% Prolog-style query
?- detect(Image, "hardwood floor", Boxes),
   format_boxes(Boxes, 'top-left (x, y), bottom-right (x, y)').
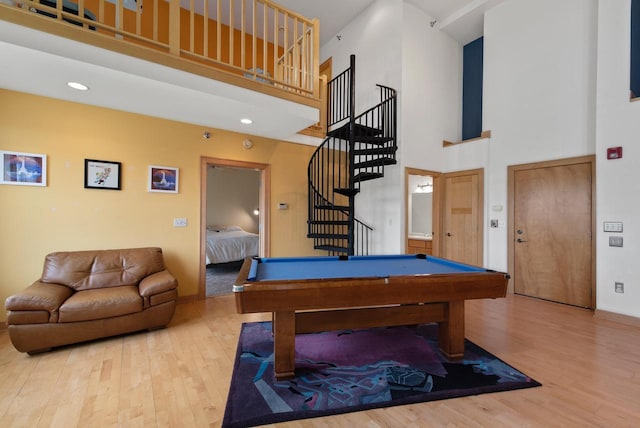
top-left (1, 293), bottom-right (639, 427)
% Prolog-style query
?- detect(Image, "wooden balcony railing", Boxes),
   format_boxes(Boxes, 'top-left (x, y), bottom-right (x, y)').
top-left (1, 0), bottom-right (320, 100)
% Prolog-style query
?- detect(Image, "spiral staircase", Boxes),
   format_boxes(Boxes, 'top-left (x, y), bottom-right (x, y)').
top-left (307, 55), bottom-right (398, 255)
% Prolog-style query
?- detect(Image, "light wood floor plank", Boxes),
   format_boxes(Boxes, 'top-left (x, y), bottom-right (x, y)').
top-left (1, 293), bottom-right (640, 427)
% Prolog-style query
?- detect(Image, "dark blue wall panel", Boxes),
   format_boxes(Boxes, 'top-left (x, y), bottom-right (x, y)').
top-left (631, 0), bottom-right (640, 97)
top-left (462, 37), bottom-right (484, 141)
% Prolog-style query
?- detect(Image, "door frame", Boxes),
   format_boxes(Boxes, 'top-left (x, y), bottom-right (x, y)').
top-left (441, 168), bottom-right (484, 265)
top-left (507, 155), bottom-right (595, 306)
top-left (404, 167), bottom-right (441, 256)
top-left (199, 156), bottom-right (271, 300)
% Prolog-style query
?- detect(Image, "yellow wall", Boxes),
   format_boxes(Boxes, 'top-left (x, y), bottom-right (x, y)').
top-left (0, 89), bottom-right (319, 323)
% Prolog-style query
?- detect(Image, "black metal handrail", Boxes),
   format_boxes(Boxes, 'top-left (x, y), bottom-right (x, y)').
top-left (327, 55), bottom-right (356, 130)
top-left (354, 219), bottom-right (373, 255)
top-left (350, 85), bottom-right (397, 192)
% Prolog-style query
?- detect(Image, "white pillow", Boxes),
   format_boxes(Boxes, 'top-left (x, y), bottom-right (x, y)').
top-left (226, 225), bottom-right (242, 231)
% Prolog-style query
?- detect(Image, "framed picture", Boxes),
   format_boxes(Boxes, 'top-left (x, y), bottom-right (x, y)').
top-left (0, 151), bottom-right (47, 186)
top-left (148, 165), bottom-right (179, 193)
top-left (84, 159), bottom-right (121, 190)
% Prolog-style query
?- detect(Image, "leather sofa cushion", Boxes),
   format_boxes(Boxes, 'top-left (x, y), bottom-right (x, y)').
top-left (5, 281), bottom-right (73, 322)
top-left (41, 247), bottom-right (165, 291)
top-left (139, 270), bottom-right (178, 297)
top-left (58, 286), bottom-right (142, 323)
top-left (7, 310), bottom-right (50, 325)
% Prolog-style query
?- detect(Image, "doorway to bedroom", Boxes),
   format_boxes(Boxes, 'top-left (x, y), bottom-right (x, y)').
top-left (199, 157), bottom-right (270, 299)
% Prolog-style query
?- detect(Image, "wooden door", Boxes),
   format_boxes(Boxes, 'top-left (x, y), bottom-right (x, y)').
top-left (512, 160), bottom-right (593, 307)
top-left (442, 169), bottom-right (483, 266)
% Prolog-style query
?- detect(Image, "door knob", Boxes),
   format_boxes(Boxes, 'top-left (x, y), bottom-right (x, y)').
top-left (446, 232), bottom-right (453, 237)
top-left (517, 238), bottom-right (527, 243)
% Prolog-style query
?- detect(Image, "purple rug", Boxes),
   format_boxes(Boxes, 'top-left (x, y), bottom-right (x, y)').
top-left (222, 322), bottom-right (540, 427)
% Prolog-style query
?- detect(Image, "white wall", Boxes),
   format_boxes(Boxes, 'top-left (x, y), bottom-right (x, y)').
top-left (206, 166), bottom-right (261, 233)
top-left (596, 1), bottom-right (640, 317)
top-left (316, 0), bottom-right (640, 318)
top-left (431, 0), bottom-right (640, 318)
top-left (321, 0), bottom-right (404, 254)
top-left (321, 0), bottom-right (403, 115)
top-left (401, 2), bottom-right (462, 165)
top-left (399, 2), bottom-right (464, 251)
top-left (470, 0), bottom-right (598, 271)
top-left (320, 0), bottom-right (462, 254)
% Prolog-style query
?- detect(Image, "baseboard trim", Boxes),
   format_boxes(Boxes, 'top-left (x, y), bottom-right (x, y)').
top-left (594, 309), bottom-right (640, 328)
top-left (177, 294), bottom-right (198, 304)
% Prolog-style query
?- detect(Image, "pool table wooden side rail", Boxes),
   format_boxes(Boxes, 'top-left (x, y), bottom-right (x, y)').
top-left (234, 270), bottom-right (508, 314)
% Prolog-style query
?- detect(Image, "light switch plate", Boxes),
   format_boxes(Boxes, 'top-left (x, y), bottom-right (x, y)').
top-left (173, 218), bottom-right (187, 227)
top-left (603, 221), bottom-right (623, 233)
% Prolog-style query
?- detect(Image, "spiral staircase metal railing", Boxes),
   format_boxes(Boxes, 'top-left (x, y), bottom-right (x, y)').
top-left (308, 55), bottom-right (397, 255)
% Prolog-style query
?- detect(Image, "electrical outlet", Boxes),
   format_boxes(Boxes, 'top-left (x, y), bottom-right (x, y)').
top-left (173, 218), bottom-right (187, 227)
top-left (615, 282), bottom-right (624, 293)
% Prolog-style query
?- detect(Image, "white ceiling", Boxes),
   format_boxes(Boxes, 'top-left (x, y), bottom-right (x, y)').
top-left (275, 0), bottom-right (378, 46)
top-left (0, 1), bottom-right (498, 142)
top-left (411, 0), bottom-right (507, 45)
top-left (283, 0), bottom-right (501, 46)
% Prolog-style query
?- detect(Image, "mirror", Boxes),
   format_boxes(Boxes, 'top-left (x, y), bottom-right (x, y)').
top-left (411, 193), bottom-right (432, 235)
top-left (408, 174), bottom-right (433, 237)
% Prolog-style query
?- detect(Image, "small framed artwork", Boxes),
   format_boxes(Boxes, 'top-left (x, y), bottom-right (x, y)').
top-left (0, 150), bottom-right (47, 186)
top-left (148, 165), bottom-right (179, 193)
top-left (84, 159), bottom-right (121, 190)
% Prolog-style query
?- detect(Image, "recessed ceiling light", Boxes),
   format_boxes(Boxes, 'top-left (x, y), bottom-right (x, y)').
top-left (67, 81), bottom-right (89, 91)
top-left (240, 118), bottom-right (253, 124)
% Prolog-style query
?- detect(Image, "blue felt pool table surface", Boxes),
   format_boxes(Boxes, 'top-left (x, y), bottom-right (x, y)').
top-left (248, 254), bottom-right (487, 282)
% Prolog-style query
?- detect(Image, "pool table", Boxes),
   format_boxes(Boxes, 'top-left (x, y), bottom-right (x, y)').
top-left (233, 254), bottom-right (509, 380)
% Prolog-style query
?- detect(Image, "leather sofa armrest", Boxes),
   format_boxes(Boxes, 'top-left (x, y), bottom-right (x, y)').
top-left (5, 280), bottom-right (74, 323)
top-left (139, 270), bottom-right (178, 298)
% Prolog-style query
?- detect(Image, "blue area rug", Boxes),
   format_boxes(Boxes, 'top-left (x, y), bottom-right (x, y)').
top-left (223, 322), bottom-right (540, 427)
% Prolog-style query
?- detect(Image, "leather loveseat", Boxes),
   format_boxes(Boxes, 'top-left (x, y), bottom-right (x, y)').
top-left (5, 247), bottom-right (178, 354)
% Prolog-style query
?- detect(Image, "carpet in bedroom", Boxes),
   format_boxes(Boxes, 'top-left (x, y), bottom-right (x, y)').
top-left (206, 260), bottom-right (244, 296)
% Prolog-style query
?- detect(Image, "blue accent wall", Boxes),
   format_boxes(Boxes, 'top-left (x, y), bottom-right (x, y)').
top-left (462, 37), bottom-right (484, 140)
top-left (631, 0), bottom-right (640, 97)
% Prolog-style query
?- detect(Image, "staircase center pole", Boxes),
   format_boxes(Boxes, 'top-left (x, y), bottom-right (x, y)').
top-left (347, 54), bottom-right (356, 256)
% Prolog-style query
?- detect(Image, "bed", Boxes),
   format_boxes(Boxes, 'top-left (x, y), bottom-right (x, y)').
top-left (205, 225), bottom-right (259, 264)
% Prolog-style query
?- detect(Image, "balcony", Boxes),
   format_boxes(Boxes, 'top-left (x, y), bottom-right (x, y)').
top-left (0, 0), bottom-right (323, 139)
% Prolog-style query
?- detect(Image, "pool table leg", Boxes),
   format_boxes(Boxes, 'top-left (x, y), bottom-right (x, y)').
top-left (273, 311), bottom-right (296, 380)
top-left (438, 300), bottom-right (465, 360)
